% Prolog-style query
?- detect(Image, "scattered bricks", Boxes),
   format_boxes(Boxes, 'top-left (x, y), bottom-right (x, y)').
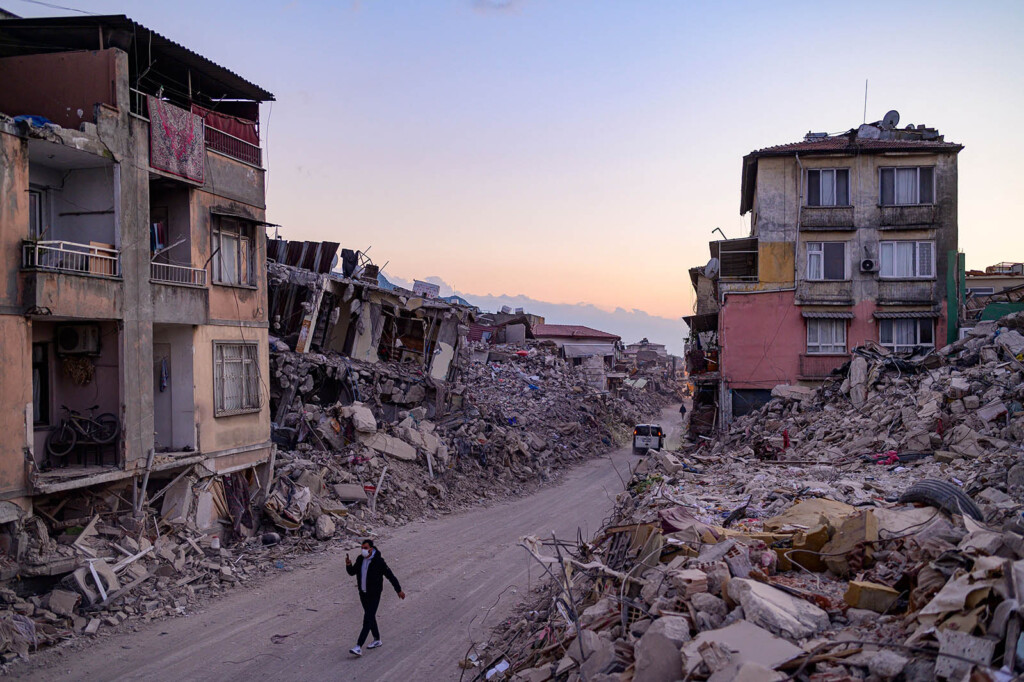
top-left (963, 395), bottom-right (980, 410)
top-left (644, 614), bottom-right (692, 647)
top-left (669, 569), bottom-right (708, 597)
top-left (843, 580), bottom-right (900, 614)
top-left (84, 618), bottom-right (101, 635)
top-left (977, 401), bottom-right (1008, 423)
top-left (948, 376), bottom-right (970, 399)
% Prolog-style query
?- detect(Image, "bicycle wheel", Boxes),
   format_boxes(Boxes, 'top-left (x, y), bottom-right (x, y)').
top-left (91, 413), bottom-right (121, 444)
top-left (46, 423), bottom-right (77, 457)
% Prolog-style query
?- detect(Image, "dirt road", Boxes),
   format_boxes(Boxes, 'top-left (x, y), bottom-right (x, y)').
top-left (20, 406), bottom-right (683, 682)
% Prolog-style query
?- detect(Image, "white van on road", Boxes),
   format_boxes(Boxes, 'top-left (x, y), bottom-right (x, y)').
top-left (632, 424), bottom-right (665, 454)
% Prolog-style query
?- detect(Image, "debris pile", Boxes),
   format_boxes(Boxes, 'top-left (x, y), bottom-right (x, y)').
top-left (268, 341), bottom-right (672, 528)
top-left (469, 312), bottom-right (1024, 681)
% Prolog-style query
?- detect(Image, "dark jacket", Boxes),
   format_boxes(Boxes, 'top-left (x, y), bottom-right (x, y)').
top-left (346, 551), bottom-right (402, 597)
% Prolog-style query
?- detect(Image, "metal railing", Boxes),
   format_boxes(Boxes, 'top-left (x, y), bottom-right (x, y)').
top-left (129, 88), bottom-right (149, 119)
top-left (23, 240), bottom-right (120, 277)
top-left (151, 262), bottom-right (207, 287)
top-left (205, 126), bottom-right (262, 167)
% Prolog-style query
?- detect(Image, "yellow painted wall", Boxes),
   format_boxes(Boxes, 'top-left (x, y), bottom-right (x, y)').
top-left (192, 324), bottom-right (271, 455)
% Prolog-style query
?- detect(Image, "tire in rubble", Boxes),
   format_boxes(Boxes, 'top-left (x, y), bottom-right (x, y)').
top-left (898, 479), bottom-right (984, 521)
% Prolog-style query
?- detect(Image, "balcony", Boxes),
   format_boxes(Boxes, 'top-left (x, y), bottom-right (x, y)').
top-left (205, 126), bottom-right (262, 167)
top-left (877, 280), bottom-right (937, 304)
top-left (879, 205), bottom-right (938, 229)
top-left (151, 262), bottom-right (207, 288)
top-left (796, 280), bottom-right (853, 305)
top-left (23, 240), bottom-right (120, 278)
top-left (801, 206), bottom-right (855, 231)
top-left (799, 353), bottom-right (849, 380)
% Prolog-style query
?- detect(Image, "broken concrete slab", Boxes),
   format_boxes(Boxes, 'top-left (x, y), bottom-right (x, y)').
top-left (633, 630), bottom-right (681, 682)
top-left (843, 580), bottom-right (900, 614)
top-left (727, 578), bottom-right (830, 639)
top-left (359, 432), bottom-right (418, 461)
top-left (682, 621), bottom-right (803, 675)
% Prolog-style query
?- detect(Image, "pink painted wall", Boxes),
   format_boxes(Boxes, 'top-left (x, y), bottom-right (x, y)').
top-left (721, 292), bottom-right (947, 391)
top-left (720, 290), bottom-right (803, 389)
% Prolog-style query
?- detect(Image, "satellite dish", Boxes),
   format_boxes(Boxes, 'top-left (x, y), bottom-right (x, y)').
top-left (704, 258), bottom-right (720, 279)
top-left (882, 110), bottom-right (900, 129)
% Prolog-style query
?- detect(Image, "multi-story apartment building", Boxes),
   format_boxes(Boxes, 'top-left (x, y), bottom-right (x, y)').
top-left (0, 14), bottom-right (274, 517)
top-left (685, 113), bottom-right (962, 431)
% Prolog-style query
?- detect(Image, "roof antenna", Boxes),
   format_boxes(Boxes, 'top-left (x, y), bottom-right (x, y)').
top-left (712, 227), bottom-right (727, 240)
top-left (863, 79), bottom-right (868, 124)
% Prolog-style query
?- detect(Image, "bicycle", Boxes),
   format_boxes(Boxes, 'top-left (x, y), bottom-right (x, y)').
top-left (45, 405), bottom-right (121, 458)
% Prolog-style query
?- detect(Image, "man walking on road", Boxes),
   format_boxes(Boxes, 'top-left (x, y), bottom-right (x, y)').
top-left (346, 539), bottom-right (405, 657)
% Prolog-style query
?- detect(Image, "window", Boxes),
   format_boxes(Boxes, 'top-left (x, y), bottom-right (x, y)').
top-left (967, 287), bottom-right (995, 296)
top-left (32, 343), bottom-right (50, 425)
top-left (880, 167), bottom-right (934, 205)
top-left (807, 169), bottom-right (850, 206)
top-left (879, 241), bottom-right (934, 278)
top-left (807, 319), bottom-right (847, 354)
top-left (880, 318), bottom-right (934, 352)
top-left (213, 218), bottom-right (255, 286)
top-left (807, 242), bottom-right (846, 281)
top-left (29, 188), bottom-right (44, 239)
top-left (214, 342), bottom-right (260, 415)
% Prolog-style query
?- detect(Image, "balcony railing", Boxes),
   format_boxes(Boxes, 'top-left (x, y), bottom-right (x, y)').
top-left (879, 205), bottom-right (938, 228)
top-left (205, 126), bottom-right (262, 167)
top-left (799, 353), bottom-right (849, 379)
top-left (801, 206), bottom-right (855, 230)
top-left (796, 280), bottom-right (854, 304)
top-left (23, 240), bottom-right (120, 278)
top-left (151, 262), bottom-right (207, 287)
top-left (877, 279), bottom-right (937, 304)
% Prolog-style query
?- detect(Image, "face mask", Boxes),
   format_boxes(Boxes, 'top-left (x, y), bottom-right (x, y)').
top-left (361, 549), bottom-right (370, 558)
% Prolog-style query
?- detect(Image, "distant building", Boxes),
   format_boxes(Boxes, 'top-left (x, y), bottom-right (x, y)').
top-left (413, 279), bottom-right (440, 299)
top-left (964, 262), bottom-right (1024, 324)
top-left (685, 112), bottom-right (963, 433)
top-left (531, 324), bottom-right (621, 347)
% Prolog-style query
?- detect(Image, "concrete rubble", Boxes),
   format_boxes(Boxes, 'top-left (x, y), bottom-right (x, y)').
top-left (0, 251), bottom-right (677, 667)
top-left (467, 311), bottom-right (1024, 681)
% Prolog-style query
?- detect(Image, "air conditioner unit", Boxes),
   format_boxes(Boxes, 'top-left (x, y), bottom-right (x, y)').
top-left (56, 324), bottom-right (101, 355)
top-left (860, 258), bottom-right (878, 273)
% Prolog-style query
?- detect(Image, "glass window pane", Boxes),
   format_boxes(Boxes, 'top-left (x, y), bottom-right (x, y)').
top-left (880, 242), bottom-right (894, 277)
top-left (820, 170), bottom-right (835, 206)
top-left (895, 242), bottom-right (914, 277)
top-left (836, 169), bottom-right (849, 205)
top-left (823, 243), bottom-right (845, 280)
top-left (808, 170), bottom-right (821, 206)
top-left (917, 242), bottom-right (933, 277)
top-left (919, 167), bottom-right (934, 204)
top-left (220, 234), bottom-right (239, 284)
top-left (880, 169), bottom-right (894, 205)
top-left (895, 168), bottom-right (917, 204)
top-left (807, 321), bottom-right (819, 345)
top-left (880, 320), bottom-right (892, 345)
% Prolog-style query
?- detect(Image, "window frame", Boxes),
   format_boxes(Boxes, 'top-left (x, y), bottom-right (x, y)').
top-left (806, 168), bottom-right (851, 207)
top-left (879, 240), bottom-right (935, 279)
top-left (879, 166), bottom-right (935, 206)
top-left (806, 241), bottom-right (847, 281)
top-left (213, 341), bottom-right (261, 417)
top-left (28, 187), bottom-right (46, 239)
top-left (212, 217), bottom-right (256, 287)
top-left (879, 318), bottom-right (935, 353)
top-left (806, 318), bottom-right (847, 355)
top-left (32, 342), bottom-right (50, 427)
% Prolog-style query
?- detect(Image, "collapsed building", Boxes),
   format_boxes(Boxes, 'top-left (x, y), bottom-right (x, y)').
top-left (470, 310), bottom-right (1024, 681)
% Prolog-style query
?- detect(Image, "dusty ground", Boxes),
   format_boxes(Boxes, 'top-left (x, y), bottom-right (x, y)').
top-left (14, 406), bottom-right (683, 682)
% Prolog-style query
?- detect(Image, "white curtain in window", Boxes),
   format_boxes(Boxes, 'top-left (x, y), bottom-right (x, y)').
top-left (893, 319), bottom-right (916, 348)
top-left (895, 168), bottom-right (917, 204)
top-left (220, 234), bottom-right (239, 284)
top-left (807, 244), bottom-right (823, 280)
top-left (820, 170), bottom-right (835, 206)
top-left (880, 242), bottom-right (894, 277)
top-left (895, 242), bottom-right (914, 277)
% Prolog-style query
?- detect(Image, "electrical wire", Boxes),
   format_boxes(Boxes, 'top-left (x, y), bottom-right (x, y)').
top-left (11, 0), bottom-right (96, 14)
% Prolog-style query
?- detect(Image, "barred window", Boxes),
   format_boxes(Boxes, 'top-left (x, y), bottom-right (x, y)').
top-left (214, 342), bottom-right (260, 416)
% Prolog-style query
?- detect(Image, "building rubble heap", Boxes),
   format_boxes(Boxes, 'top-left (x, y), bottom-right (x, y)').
top-left (268, 340), bottom-right (674, 528)
top-left (0, 341), bottom-right (673, 665)
top-left (469, 311), bottom-right (1024, 681)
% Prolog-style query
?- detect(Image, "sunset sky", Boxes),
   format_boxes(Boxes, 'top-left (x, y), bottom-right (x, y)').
top-left (15, 0), bottom-right (1024, 347)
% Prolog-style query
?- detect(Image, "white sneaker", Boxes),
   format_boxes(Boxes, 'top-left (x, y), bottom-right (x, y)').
top-left (367, 640), bottom-right (383, 649)
top-left (349, 646), bottom-right (362, 656)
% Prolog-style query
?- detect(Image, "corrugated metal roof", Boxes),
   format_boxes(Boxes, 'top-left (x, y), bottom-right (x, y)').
top-left (801, 311), bottom-right (854, 319)
top-left (0, 15), bottom-right (273, 102)
top-left (873, 310), bottom-right (941, 319)
top-left (533, 324), bottom-right (620, 341)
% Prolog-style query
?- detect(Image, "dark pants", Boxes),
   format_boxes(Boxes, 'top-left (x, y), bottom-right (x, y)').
top-left (358, 591), bottom-right (381, 646)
